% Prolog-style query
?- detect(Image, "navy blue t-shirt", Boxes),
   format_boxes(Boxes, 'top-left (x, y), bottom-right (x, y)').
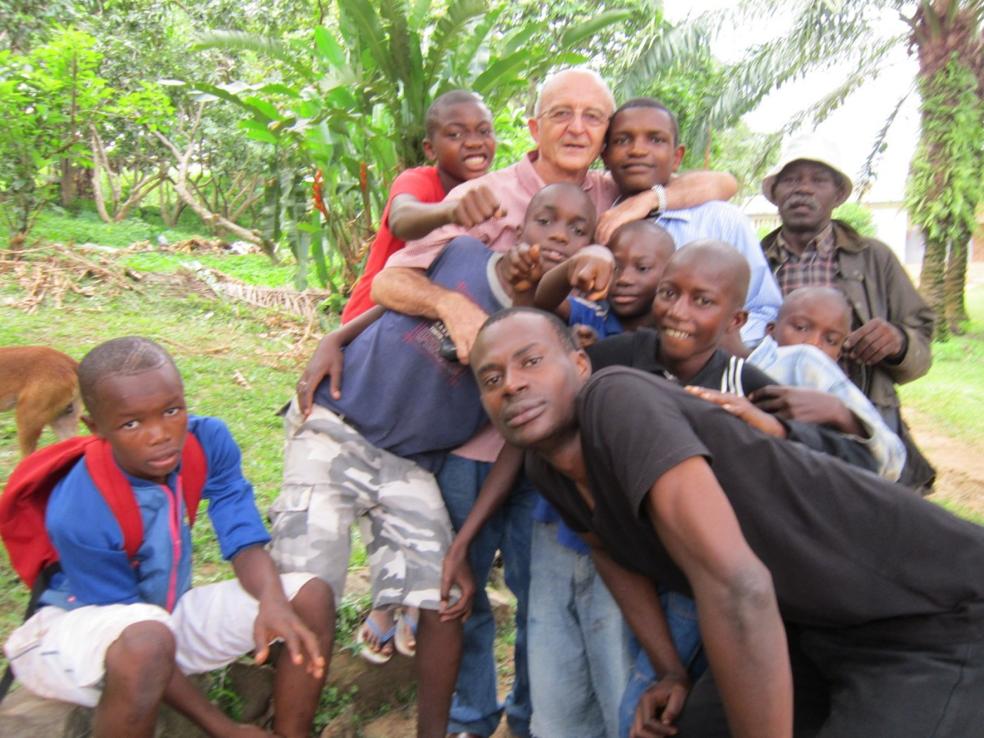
top-left (313, 237), bottom-right (511, 459)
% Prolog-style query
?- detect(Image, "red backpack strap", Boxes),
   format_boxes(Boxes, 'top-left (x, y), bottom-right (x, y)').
top-left (84, 440), bottom-right (144, 561)
top-left (0, 436), bottom-right (97, 587)
top-left (179, 432), bottom-right (207, 526)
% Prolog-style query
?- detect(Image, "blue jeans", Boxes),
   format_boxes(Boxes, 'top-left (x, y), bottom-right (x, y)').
top-left (618, 591), bottom-right (706, 738)
top-left (528, 521), bottom-right (635, 738)
top-left (438, 454), bottom-right (534, 737)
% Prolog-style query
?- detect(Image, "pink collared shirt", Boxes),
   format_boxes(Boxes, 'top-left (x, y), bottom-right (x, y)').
top-left (385, 150), bottom-right (619, 271)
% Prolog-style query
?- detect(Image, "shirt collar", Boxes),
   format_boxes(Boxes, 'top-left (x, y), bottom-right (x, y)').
top-left (518, 149), bottom-right (597, 195)
top-left (747, 335), bottom-right (777, 370)
top-left (776, 222), bottom-right (836, 259)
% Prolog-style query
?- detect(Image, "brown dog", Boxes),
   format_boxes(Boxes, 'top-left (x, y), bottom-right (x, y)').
top-left (0, 346), bottom-right (82, 457)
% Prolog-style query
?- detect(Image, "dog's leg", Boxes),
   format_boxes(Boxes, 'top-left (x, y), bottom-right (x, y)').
top-left (15, 383), bottom-right (79, 457)
top-left (50, 396), bottom-right (82, 441)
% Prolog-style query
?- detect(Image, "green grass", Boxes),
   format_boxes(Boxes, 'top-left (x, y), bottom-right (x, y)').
top-left (898, 285), bottom-right (984, 444)
top-left (15, 200), bottom-right (208, 248)
top-left (5, 200), bottom-right (325, 288)
top-left (122, 250), bottom-right (314, 288)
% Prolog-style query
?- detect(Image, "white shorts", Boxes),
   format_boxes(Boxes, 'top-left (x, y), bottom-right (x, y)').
top-left (3, 572), bottom-right (315, 707)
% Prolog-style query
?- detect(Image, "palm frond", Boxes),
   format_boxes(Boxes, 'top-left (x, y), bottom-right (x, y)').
top-left (336, 0), bottom-right (396, 84)
top-left (193, 30), bottom-right (314, 83)
top-left (856, 84), bottom-right (914, 195)
top-left (616, 23), bottom-right (711, 98)
top-left (426, 0), bottom-right (487, 80)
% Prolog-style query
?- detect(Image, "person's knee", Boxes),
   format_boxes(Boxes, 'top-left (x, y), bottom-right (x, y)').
top-left (105, 620), bottom-right (176, 692)
top-left (292, 577), bottom-right (335, 637)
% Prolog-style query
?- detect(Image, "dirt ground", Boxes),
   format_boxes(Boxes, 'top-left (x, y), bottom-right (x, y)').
top-left (906, 407), bottom-right (984, 518)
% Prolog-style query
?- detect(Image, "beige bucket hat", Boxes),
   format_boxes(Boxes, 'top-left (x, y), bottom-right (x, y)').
top-left (762, 135), bottom-right (853, 206)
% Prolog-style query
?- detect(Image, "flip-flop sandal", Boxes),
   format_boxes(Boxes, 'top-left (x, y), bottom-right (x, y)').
top-left (395, 610), bottom-right (418, 658)
top-left (356, 615), bottom-right (396, 665)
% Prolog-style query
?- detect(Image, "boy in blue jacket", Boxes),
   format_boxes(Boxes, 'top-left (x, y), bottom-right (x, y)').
top-left (2, 337), bottom-right (330, 738)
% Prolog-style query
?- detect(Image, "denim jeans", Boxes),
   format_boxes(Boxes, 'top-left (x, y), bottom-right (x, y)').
top-left (528, 521), bottom-right (635, 738)
top-left (618, 591), bottom-right (706, 738)
top-left (437, 453), bottom-right (535, 737)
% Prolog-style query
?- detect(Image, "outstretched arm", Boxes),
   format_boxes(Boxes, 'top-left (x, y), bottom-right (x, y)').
top-left (296, 305), bottom-right (384, 414)
top-left (535, 245), bottom-right (616, 319)
top-left (596, 170), bottom-right (739, 243)
top-left (588, 539), bottom-right (691, 737)
top-left (389, 185), bottom-right (504, 241)
top-left (440, 443), bottom-right (524, 620)
top-left (646, 456), bottom-right (792, 738)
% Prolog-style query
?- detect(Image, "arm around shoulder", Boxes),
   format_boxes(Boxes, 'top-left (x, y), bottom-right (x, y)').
top-left (665, 170), bottom-right (739, 209)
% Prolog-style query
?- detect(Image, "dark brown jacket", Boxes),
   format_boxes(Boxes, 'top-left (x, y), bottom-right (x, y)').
top-left (762, 220), bottom-right (934, 410)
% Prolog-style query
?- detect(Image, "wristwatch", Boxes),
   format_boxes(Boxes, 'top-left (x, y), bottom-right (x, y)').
top-left (650, 184), bottom-right (667, 216)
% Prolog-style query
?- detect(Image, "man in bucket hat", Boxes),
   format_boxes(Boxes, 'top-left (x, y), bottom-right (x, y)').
top-left (760, 136), bottom-right (936, 491)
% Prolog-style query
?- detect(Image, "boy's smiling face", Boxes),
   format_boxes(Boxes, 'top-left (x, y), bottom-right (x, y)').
top-left (603, 107), bottom-right (685, 195)
top-left (423, 101), bottom-right (496, 186)
top-left (84, 364), bottom-right (188, 484)
top-left (652, 249), bottom-right (747, 379)
top-left (519, 185), bottom-right (596, 270)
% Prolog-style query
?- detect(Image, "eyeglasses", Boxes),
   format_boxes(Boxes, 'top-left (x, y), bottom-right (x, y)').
top-left (538, 107), bottom-right (610, 128)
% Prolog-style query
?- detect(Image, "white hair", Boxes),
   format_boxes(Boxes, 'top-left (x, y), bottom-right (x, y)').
top-left (533, 67), bottom-right (615, 116)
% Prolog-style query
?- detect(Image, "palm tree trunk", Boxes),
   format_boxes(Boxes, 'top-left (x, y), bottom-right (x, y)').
top-left (944, 227), bottom-right (970, 329)
top-left (919, 234), bottom-right (948, 340)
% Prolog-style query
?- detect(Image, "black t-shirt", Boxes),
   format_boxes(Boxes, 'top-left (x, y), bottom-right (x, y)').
top-left (586, 328), bottom-right (775, 395)
top-left (585, 328), bottom-right (879, 474)
top-left (526, 367), bottom-right (984, 644)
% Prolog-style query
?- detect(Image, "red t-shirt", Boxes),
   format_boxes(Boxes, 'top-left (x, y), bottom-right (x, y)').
top-left (341, 166), bottom-right (445, 323)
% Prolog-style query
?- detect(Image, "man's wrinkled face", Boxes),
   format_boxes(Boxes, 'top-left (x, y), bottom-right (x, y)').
top-left (472, 312), bottom-right (589, 449)
top-left (529, 72), bottom-right (614, 177)
top-left (772, 160), bottom-right (846, 233)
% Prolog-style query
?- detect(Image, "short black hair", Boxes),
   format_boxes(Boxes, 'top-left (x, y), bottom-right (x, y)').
top-left (609, 220), bottom-right (675, 257)
top-left (607, 97), bottom-right (679, 147)
top-left (425, 90), bottom-right (489, 138)
top-left (525, 182), bottom-right (598, 234)
top-left (478, 307), bottom-right (578, 352)
top-left (666, 239), bottom-right (750, 309)
top-left (779, 286), bottom-right (852, 323)
top-left (78, 337), bottom-right (179, 414)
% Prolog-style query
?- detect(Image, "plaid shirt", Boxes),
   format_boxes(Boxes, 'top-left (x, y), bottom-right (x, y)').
top-left (773, 223), bottom-right (838, 295)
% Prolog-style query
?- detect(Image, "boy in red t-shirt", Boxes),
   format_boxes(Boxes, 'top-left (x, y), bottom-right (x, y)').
top-left (341, 90), bottom-right (500, 322)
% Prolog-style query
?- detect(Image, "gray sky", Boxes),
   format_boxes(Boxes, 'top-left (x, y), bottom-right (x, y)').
top-left (664, 1), bottom-right (920, 201)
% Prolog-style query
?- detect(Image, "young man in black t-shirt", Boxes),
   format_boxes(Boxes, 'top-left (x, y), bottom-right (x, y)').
top-left (588, 239), bottom-right (877, 474)
top-left (470, 307), bottom-right (984, 738)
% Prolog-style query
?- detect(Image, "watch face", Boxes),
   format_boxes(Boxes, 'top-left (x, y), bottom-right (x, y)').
top-left (430, 320), bottom-right (461, 362)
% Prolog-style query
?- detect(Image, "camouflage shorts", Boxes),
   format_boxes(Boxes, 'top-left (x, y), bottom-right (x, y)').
top-left (268, 400), bottom-right (454, 610)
